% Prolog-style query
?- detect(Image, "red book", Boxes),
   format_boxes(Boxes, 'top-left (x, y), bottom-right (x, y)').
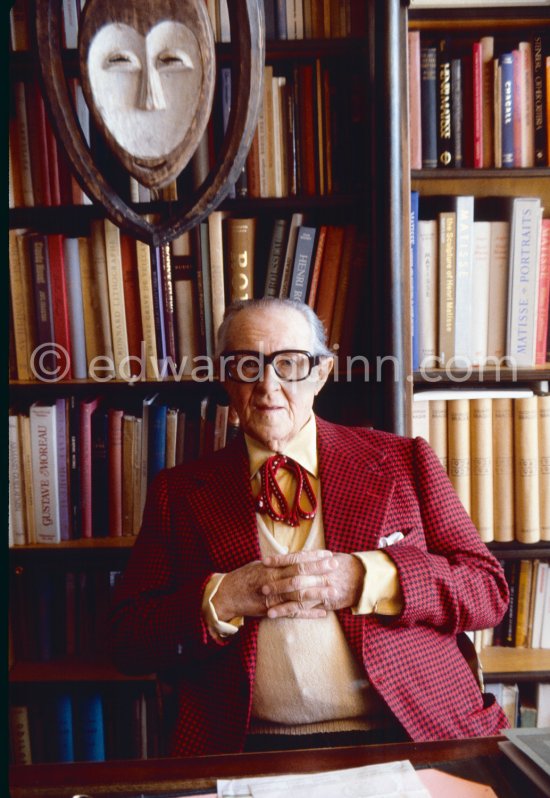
top-left (120, 233), bottom-right (144, 377)
top-left (24, 80), bottom-right (51, 206)
top-left (314, 225), bottom-right (345, 336)
top-left (536, 218), bottom-right (550, 365)
top-left (108, 408), bottom-right (123, 537)
top-left (79, 397), bottom-right (99, 538)
top-left (44, 112), bottom-right (61, 206)
top-left (47, 234), bottom-right (72, 379)
top-left (472, 41), bottom-right (483, 169)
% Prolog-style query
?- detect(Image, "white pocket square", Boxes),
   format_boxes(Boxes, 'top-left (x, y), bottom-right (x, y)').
top-left (377, 531), bottom-right (404, 548)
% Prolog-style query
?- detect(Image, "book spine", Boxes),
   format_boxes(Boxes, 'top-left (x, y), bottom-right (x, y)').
top-left (408, 31), bottom-right (422, 170)
top-left (410, 191), bottom-right (420, 371)
top-left (451, 57), bottom-right (463, 168)
top-left (438, 211), bottom-right (456, 365)
top-left (535, 218), bottom-right (550, 365)
top-left (29, 403), bottom-right (60, 543)
top-left (91, 408), bottom-right (109, 538)
top-left (514, 559), bottom-right (533, 647)
top-left (313, 225), bottom-right (345, 337)
top-left (9, 706), bottom-right (32, 765)
top-left (19, 414), bottom-right (36, 544)
top-left (470, 398), bottom-right (494, 543)
top-left (171, 233), bottom-right (200, 372)
top-left (68, 395), bottom-right (81, 538)
top-left (447, 398), bottom-right (471, 515)
top-left (9, 230), bottom-right (33, 380)
top-left (514, 396), bottom-right (540, 544)
top-left (103, 220), bottom-right (129, 379)
top-left (62, 238), bottom-right (88, 380)
top-left (77, 692), bottom-right (105, 762)
top-left (47, 235), bottom-right (73, 379)
top-left (472, 42), bottom-right (483, 168)
top-left (55, 398), bottom-right (71, 541)
top-left (29, 233), bottom-right (56, 379)
top-left (420, 46), bottom-right (438, 168)
top-left (452, 196), bottom-right (475, 366)
top-left (429, 399), bottom-right (447, 470)
top-left (79, 398), bottom-right (98, 539)
top-left (492, 398), bottom-right (515, 543)
top-left (480, 36), bottom-right (495, 168)
top-left (8, 414), bottom-right (26, 545)
top-left (437, 39), bottom-right (454, 167)
top-left (306, 224), bottom-right (327, 309)
top-left (13, 81), bottom-right (34, 206)
top-left (147, 404), bottom-right (168, 484)
top-left (533, 33), bottom-right (548, 167)
top-left (198, 222), bottom-right (214, 358)
top-left (289, 226), bottom-right (317, 303)
top-left (160, 242), bottom-right (177, 364)
top-left (519, 41), bottom-right (535, 168)
top-left (264, 219), bottom-right (289, 297)
top-left (539, 394), bottom-right (550, 542)
top-left (108, 408), bottom-right (123, 537)
top-left (500, 53), bottom-right (515, 167)
top-left (207, 212), bottom-right (226, 339)
top-left (120, 233), bottom-right (145, 377)
top-left (135, 239), bottom-right (157, 380)
top-left (486, 221), bottom-right (510, 361)
top-left (470, 221), bottom-right (491, 366)
top-left (227, 218), bottom-right (256, 302)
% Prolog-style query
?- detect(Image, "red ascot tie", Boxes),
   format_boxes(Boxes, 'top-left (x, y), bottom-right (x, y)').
top-left (255, 454), bottom-right (317, 527)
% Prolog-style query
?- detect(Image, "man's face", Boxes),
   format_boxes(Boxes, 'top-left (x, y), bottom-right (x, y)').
top-left (221, 307), bottom-right (333, 451)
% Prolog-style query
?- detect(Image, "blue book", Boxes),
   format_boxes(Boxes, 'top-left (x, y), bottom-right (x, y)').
top-left (147, 401), bottom-right (168, 483)
top-left (275, 0), bottom-right (287, 39)
top-left (500, 52), bottom-right (514, 167)
top-left (420, 47), bottom-right (438, 168)
top-left (78, 692), bottom-right (105, 762)
top-left (410, 191), bottom-right (420, 370)
top-left (52, 693), bottom-right (74, 762)
top-left (289, 226), bottom-right (317, 303)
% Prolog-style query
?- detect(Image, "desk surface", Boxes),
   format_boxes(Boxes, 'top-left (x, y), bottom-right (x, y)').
top-left (9, 736), bottom-right (549, 798)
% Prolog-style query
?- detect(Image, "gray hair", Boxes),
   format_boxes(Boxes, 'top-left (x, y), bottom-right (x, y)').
top-left (215, 297), bottom-right (333, 358)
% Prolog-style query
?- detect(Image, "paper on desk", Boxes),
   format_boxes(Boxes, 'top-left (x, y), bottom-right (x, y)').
top-left (217, 760), bottom-right (431, 797)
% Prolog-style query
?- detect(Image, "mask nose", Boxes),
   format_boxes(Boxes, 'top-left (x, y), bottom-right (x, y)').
top-left (137, 60), bottom-right (166, 110)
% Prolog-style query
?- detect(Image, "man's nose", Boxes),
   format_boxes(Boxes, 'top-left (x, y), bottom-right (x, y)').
top-left (257, 363), bottom-right (280, 389)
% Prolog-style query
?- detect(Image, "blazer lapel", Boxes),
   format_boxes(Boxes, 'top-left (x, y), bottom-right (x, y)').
top-left (316, 417), bottom-right (395, 553)
top-left (185, 435), bottom-right (261, 572)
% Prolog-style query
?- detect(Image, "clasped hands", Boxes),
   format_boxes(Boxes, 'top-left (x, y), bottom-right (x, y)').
top-left (212, 549), bottom-right (364, 621)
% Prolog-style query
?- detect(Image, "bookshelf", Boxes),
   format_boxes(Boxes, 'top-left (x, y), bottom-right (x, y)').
top-left (407, 1), bottom-right (550, 728)
top-left (9, 0), bottom-right (398, 767)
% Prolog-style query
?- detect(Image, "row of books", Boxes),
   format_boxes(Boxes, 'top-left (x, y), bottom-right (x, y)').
top-left (11, 567), bottom-right (122, 663)
top-left (9, 0), bottom-right (367, 51)
top-left (244, 59), bottom-right (359, 198)
top-left (8, 394), bottom-right (235, 546)
top-left (475, 559), bottom-right (550, 652)
top-left (410, 193), bottom-right (550, 369)
top-left (412, 391), bottom-right (550, 544)
top-left (486, 681), bottom-right (550, 729)
top-left (9, 216), bottom-right (363, 384)
top-left (408, 30), bottom-right (550, 169)
top-left (9, 687), bottom-right (161, 765)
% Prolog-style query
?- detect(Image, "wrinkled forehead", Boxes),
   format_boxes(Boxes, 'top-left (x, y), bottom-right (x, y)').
top-left (80, 0), bottom-right (211, 47)
top-left (225, 307), bottom-right (314, 351)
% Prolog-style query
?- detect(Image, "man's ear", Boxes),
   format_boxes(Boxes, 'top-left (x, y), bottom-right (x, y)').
top-left (314, 356), bottom-right (334, 393)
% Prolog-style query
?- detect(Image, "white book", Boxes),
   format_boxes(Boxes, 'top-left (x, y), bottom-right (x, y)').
top-left (63, 237), bottom-right (88, 379)
top-left (453, 196), bottom-right (475, 366)
top-left (531, 561), bottom-right (548, 649)
top-left (8, 414), bottom-right (26, 545)
top-left (29, 402), bottom-right (60, 543)
top-left (506, 197), bottom-right (542, 366)
top-left (218, 0), bottom-right (230, 43)
top-left (486, 221), bottom-right (510, 360)
top-left (536, 683), bottom-right (550, 728)
top-left (413, 388), bottom-right (534, 401)
top-left (417, 220), bottom-right (438, 369)
top-left (471, 221), bottom-right (491, 365)
top-left (539, 565), bottom-right (550, 649)
top-left (411, 398), bottom-right (429, 441)
top-left (279, 213), bottom-right (305, 298)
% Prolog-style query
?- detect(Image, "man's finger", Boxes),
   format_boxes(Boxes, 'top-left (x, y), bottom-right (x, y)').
top-left (266, 601), bottom-right (328, 619)
top-left (263, 550), bottom-right (333, 567)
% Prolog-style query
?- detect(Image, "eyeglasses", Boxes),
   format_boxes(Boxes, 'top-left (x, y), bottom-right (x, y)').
top-left (221, 350), bottom-right (322, 382)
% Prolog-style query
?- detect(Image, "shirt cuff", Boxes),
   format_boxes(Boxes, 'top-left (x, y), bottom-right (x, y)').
top-left (351, 550), bottom-right (403, 616)
top-left (201, 573), bottom-right (244, 640)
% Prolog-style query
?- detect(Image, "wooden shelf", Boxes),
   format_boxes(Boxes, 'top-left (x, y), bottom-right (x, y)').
top-left (9, 657), bottom-right (155, 683)
top-left (481, 647), bottom-right (550, 681)
top-left (413, 367), bottom-right (550, 384)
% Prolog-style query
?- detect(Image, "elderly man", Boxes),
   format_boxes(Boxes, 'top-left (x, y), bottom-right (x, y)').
top-left (111, 297), bottom-right (509, 756)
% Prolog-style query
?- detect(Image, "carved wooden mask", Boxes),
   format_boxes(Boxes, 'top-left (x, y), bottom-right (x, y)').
top-left (79, 0), bottom-right (216, 190)
top-left (33, 0), bottom-right (265, 245)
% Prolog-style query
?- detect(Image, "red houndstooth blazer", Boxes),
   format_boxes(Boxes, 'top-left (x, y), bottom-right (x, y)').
top-left (110, 416), bottom-right (510, 755)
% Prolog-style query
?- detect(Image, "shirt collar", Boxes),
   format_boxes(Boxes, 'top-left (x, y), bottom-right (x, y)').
top-left (244, 415), bottom-right (318, 479)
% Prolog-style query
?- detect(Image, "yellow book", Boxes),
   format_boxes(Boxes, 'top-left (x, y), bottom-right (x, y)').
top-left (470, 397), bottom-right (493, 542)
top-left (447, 399), bottom-right (471, 515)
top-left (538, 394), bottom-right (550, 542)
top-left (492, 398), bottom-right (515, 542)
top-left (514, 396), bottom-right (540, 544)
top-left (135, 238), bottom-right (158, 380)
top-left (9, 230), bottom-right (35, 380)
top-left (514, 560), bottom-right (533, 648)
top-left (79, 236), bottom-right (106, 375)
top-left (429, 399), bottom-right (447, 471)
top-left (103, 220), bottom-right (129, 379)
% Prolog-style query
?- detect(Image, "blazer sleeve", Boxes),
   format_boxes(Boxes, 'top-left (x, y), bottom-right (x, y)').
top-left (110, 469), bottom-right (231, 676)
top-left (381, 436), bottom-right (509, 634)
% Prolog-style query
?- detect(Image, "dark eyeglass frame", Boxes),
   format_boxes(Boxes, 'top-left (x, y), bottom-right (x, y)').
top-left (221, 349), bottom-right (322, 382)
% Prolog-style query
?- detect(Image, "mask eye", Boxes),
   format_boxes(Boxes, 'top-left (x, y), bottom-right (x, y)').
top-left (156, 49), bottom-right (193, 71)
top-left (103, 50), bottom-right (140, 71)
